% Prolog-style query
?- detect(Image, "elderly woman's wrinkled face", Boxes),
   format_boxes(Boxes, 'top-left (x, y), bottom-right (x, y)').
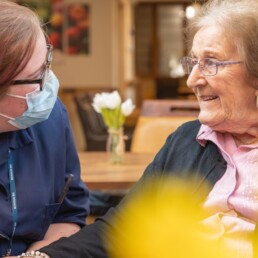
top-left (187, 24), bottom-right (258, 133)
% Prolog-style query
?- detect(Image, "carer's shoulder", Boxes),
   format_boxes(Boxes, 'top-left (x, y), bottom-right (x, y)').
top-left (52, 97), bottom-right (68, 113)
top-left (47, 98), bottom-right (69, 125)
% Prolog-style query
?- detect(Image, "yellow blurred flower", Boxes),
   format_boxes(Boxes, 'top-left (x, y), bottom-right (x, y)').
top-left (105, 177), bottom-right (232, 258)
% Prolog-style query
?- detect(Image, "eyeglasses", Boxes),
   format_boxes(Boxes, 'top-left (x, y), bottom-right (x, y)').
top-left (11, 44), bottom-right (53, 91)
top-left (180, 56), bottom-right (243, 76)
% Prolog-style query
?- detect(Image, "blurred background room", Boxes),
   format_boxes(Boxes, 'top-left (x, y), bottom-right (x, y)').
top-left (12, 0), bottom-right (201, 152)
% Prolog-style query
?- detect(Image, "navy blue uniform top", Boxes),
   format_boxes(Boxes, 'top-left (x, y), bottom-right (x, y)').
top-left (0, 98), bottom-right (90, 256)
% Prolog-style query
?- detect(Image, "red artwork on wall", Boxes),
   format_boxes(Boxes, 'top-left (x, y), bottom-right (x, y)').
top-left (17, 0), bottom-right (90, 55)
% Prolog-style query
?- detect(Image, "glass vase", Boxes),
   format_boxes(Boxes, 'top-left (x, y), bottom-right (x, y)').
top-left (106, 127), bottom-right (125, 164)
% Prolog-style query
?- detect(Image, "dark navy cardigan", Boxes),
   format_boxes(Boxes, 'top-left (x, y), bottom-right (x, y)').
top-left (41, 120), bottom-right (230, 258)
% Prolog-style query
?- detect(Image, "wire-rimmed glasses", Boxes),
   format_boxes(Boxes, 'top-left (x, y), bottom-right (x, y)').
top-left (180, 56), bottom-right (243, 76)
top-left (11, 44), bottom-right (53, 91)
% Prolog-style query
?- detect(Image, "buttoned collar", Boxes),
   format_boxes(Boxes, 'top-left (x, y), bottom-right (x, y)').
top-left (0, 129), bottom-right (33, 165)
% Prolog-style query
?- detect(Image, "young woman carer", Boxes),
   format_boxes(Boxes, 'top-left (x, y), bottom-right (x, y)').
top-left (39, 0), bottom-right (258, 257)
top-left (0, 1), bottom-right (89, 257)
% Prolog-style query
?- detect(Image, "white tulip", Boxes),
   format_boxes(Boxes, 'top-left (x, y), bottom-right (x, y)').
top-left (121, 99), bottom-right (135, 116)
top-left (92, 93), bottom-right (103, 112)
top-left (104, 91), bottom-right (121, 109)
top-left (92, 92), bottom-right (114, 112)
top-left (92, 94), bottom-right (102, 113)
top-left (92, 91), bottom-right (135, 129)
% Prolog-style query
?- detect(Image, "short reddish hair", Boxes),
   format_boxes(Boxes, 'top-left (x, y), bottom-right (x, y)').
top-left (0, 1), bottom-right (46, 91)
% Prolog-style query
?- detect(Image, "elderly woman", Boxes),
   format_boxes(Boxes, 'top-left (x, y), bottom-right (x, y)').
top-left (35, 0), bottom-right (258, 257)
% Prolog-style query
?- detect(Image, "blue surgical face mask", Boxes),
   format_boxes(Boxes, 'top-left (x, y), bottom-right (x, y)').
top-left (0, 71), bottom-right (59, 129)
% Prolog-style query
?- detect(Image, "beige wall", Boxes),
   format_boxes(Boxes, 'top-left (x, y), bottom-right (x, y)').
top-left (52, 0), bottom-right (119, 89)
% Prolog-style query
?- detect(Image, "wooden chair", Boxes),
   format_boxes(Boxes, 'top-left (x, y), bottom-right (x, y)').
top-left (74, 94), bottom-right (109, 151)
top-left (131, 99), bottom-right (199, 154)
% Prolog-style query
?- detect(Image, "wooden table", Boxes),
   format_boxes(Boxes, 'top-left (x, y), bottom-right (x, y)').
top-left (79, 152), bottom-right (154, 190)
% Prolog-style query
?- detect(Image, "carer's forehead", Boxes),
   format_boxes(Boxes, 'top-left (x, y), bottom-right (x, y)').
top-left (13, 32), bottom-right (47, 80)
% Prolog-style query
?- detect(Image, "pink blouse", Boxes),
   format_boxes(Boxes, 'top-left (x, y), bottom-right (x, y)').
top-left (197, 124), bottom-right (258, 257)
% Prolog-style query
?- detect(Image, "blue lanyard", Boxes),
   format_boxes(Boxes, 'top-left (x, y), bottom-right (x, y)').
top-left (5, 149), bottom-right (18, 256)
